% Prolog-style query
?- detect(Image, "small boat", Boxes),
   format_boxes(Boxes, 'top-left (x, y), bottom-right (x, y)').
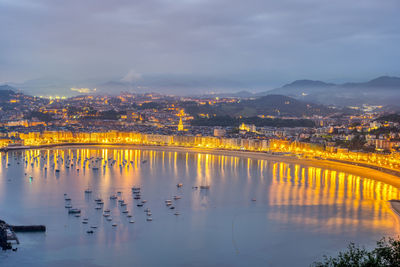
top-left (104, 209), bottom-right (110, 213)
top-left (95, 198), bottom-right (102, 202)
top-left (85, 189), bottom-right (92, 194)
top-left (169, 206), bottom-right (175, 210)
top-left (122, 210), bottom-right (129, 213)
top-left (55, 169), bottom-right (60, 172)
top-left (65, 197), bottom-right (71, 201)
top-left (65, 205), bottom-right (73, 208)
top-left (173, 196), bottom-right (181, 200)
top-left (127, 215), bottom-right (133, 218)
top-left (68, 208), bottom-right (81, 214)
top-left (103, 214), bottom-right (110, 217)
top-left (137, 203), bottom-right (143, 207)
top-left (141, 200), bottom-right (147, 204)
top-left (75, 214), bottom-right (81, 217)
top-left (146, 212), bottom-right (152, 216)
top-left (129, 220), bottom-right (135, 223)
top-left (82, 221), bottom-right (88, 224)
top-left (177, 183), bottom-right (183, 188)
top-left (146, 218), bottom-right (153, 221)
top-left (166, 202), bottom-right (172, 206)
top-left (110, 195), bottom-right (117, 200)
top-left (165, 200), bottom-right (172, 203)
top-left (120, 203), bottom-right (127, 207)
top-left (107, 218), bottom-right (112, 221)
top-left (134, 196), bottom-right (141, 200)
top-left (144, 208), bottom-right (151, 212)
top-left (200, 185), bottom-right (210, 189)
top-left (95, 206), bottom-right (102, 210)
top-left (252, 198), bottom-right (256, 202)
top-left (86, 230), bottom-right (94, 234)
top-left (90, 226), bottom-right (98, 229)
top-left (174, 212), bottom-right (180, 216)
top-left (112, 223), bottom-right (117, 227)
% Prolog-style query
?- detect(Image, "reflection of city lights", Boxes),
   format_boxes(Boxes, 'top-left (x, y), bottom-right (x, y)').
top-left (1, 131), bottom-right (399, 179)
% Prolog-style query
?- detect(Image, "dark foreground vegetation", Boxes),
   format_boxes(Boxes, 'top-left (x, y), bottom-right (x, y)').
top-left (312, 237), bottom-right (400, 267)
top-left (191, 115), bottom-right (315, 127)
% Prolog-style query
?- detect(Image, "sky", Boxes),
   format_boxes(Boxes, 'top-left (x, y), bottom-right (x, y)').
top-left (0, 0), bottom-right (400, 95)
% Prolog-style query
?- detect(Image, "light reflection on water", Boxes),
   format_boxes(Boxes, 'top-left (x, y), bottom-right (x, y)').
top-left (0, 146), bottom-right (399, 267)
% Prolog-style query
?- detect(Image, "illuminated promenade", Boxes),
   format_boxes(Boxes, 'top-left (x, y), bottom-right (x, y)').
top-left (2, 130), bottom-right (400, 187)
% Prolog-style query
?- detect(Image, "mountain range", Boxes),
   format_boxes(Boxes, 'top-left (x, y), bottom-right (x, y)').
top-left (262, 76), bottom-right (400, 106)
top-left (2, 75), bottom-right (400, 107)
top-left (207, 76), bottom-right (400, 107)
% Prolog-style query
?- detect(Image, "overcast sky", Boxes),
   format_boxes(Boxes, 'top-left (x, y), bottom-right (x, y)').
top-left (1, 0), bottom-right (399, 93)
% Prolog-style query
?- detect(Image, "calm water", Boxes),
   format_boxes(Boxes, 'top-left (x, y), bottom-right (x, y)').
top-left (0, 146), bottom-right (399, 267)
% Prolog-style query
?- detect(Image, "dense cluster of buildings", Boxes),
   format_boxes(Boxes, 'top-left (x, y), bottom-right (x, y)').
top-left (1, 91), bottom-right (400, 173)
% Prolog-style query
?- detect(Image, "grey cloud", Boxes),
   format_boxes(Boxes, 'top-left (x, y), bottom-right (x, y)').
top-left (0, 0), bottom-right (399, 93)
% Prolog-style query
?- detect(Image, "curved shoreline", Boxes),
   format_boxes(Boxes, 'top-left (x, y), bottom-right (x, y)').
top-left (8, 142), bottom-right (400, 189)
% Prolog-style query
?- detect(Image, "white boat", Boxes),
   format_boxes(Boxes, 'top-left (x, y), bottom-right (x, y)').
top-left (129, 220), bottom-right (135, 223)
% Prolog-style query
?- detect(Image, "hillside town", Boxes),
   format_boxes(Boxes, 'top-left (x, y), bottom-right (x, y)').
top-left (0, 89), bottom-right (399, 176)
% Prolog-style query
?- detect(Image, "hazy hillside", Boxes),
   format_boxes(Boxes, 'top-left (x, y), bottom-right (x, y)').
top-left (185, 94), bottom-right (336, 118)
top-left (263, 76), bottom-right (400, 106)
top-left (0, 85), bottom-right (17, 101)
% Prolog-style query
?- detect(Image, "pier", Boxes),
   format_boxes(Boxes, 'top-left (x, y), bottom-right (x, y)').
top-left (0, 220), bottom-right (46, 250)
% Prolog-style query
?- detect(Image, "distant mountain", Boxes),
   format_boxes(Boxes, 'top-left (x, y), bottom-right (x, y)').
top-left (0, 84), bottom-right (16, 92)
top-left (343, 76), bottom-right (400, 89)
top-left (282, 79), bottom-right (335, 88)
top-left (261, 76), bottom-right (400, 106)
top-left (0, 85), bottom-right (17, 101)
